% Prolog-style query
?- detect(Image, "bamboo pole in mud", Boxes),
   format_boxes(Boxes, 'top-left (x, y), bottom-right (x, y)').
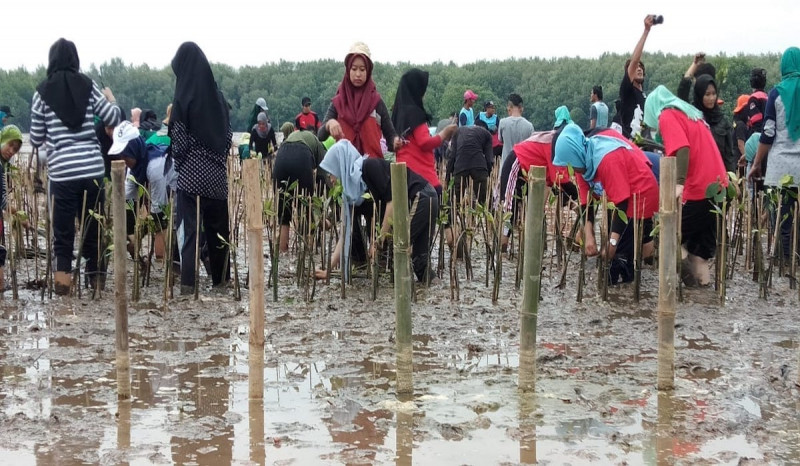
top-left (519, 166), bottom-right (546, 393)
top-left (194, 195), bottom-right (200, 300)
top-left (243, 159), bottom-right (265, 400)
top-left (111, 161), bottom-right (131, 400)
top-left (657, 158), bottom-right (677, 391)
top-left (391, 163), bottom-right (413, 395)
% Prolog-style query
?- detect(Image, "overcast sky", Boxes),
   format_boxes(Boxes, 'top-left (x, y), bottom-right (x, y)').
top-left (4, 0), bottom-right (796, 72)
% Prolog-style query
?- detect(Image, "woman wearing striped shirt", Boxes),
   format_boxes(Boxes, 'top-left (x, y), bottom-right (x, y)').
top-left (29, 38), bottom-right (121, 295)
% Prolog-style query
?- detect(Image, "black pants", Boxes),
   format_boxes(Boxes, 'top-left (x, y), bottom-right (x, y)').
top-left (682, 199), bottom-right (718, 260)
top-left (449, 168), bottom-right (488, 225)
top-left (410, 186), bottom-right (439, 282)
top-left (50, 177), bottom-right (104, 274)
top-left (177, 190), bottom-right (230, 287)
top-left (273, 143), bottom-right (315, 227)
top-left (770, 187), bottom-right (799, 259)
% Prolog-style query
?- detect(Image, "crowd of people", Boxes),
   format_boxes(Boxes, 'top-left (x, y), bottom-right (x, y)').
top-left (1, 19), bottom-right (798, 297)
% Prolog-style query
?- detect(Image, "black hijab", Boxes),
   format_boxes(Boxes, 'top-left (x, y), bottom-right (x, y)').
top-left (693, 74), bottom-right (723, 126)
top-left (169, 42), bottom-right (230, 154)
top-left (391, 68), bottom-right (431, 137)
top-left (36, 38), bottom-right (93, 131)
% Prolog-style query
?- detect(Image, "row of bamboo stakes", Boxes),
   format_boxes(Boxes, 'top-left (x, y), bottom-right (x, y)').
top-left (4, 149), bottom-right (798, 440)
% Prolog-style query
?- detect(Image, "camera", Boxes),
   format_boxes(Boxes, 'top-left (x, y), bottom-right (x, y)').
top-left (651, 15), bottom-right (664, 25)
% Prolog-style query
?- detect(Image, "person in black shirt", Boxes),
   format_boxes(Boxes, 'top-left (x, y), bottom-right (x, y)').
top-left (614, 15), bottom-right (658, 139)
top-left (317, 140), bottom-right (438, 283)
top-left (249, 112), bottom-right (277, 163)
top-left (444, 124), bottom-right (493, 247)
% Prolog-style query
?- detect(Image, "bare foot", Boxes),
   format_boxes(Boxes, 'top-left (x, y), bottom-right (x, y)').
top-left (313, 268), bottom-right (330, 280)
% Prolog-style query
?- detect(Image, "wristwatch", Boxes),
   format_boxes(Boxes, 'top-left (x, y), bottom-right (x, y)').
top-left (609, 238), bottom-right (618, 247)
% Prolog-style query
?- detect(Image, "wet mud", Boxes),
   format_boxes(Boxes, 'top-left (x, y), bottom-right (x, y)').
top-left (1, 240), bottom-right (799, 466)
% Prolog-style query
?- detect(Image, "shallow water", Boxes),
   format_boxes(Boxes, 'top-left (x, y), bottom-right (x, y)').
top-left (2, 263), bottom-right (799, 466)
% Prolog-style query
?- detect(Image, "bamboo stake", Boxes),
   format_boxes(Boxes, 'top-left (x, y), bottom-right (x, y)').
top-left (792, 200), bottom-right (798, 294)
top-left (243, 159), bottom-right (265, 401)
top-left (718, 199), bottom-right (728, 305)
top-left (111, 161), bottom-right (131, 400)
top-left (657, 158), bottom-right (677, 391)
top-left (633, 193), bottom-right (642, 303)
top-left (391, 163), bottom-right (413, 395)
top-left (73, 191), bottom-right (88, 298)
top-left (598, 193), bottom-right (609, 301)
top-left (194, 195), bottom-right (200, 300)
top-left (519, 166), bottom-right (546, 393)
top-left (163, 195), bottom-right (175, 309)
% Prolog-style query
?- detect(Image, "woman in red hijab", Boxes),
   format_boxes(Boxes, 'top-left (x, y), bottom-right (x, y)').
top-left (319, 42), bottom-right (400, 158)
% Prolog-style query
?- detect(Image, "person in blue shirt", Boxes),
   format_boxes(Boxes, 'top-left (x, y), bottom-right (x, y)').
top-left (589, 85), bottom-right (609, 129)
top-left (459, 89), bottom-right (478, 126)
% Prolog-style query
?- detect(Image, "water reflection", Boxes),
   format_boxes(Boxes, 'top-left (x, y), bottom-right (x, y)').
top-left (0, 309), bottom-right (793, 464)
top-left (518, 392), bottom-right (537, 465)
top-left (395, 395), bottom-right (413, 466)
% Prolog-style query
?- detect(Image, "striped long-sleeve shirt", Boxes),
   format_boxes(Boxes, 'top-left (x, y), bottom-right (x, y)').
top-left (30, 82), bottom-right (121, 182)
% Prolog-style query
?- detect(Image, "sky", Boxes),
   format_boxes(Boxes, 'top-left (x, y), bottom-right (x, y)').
top-left (3, 0), bottom-right (797, 72)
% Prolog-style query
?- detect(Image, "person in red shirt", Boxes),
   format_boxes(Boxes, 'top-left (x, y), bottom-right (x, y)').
top-left (554, 123), bottom-right (659, 284)
top-left (391, 68), bottom-right (457, 195)
top-left (644, 85), bottom-right (729, 286)
top-left (295, 96), bottom-right (320, 132)
top-left (499, 130), bottom-right (589, 250)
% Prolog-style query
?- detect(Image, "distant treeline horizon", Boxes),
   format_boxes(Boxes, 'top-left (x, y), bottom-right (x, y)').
top-left (0, 51), bottom-right (782, 133)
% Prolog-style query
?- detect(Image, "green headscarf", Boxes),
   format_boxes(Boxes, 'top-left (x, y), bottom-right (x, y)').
top-left (280, 121), bottom-right (295, 140)
top-left (776, 46), bottom-right (800, 141)
top-left (553, 106), bottom-right (572, 128)
top-left (643, 85), bottom-right (704, 133)
top-left (0, 125), bottom-right (23, 147)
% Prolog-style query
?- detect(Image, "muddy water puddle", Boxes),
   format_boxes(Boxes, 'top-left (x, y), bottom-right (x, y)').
top-left (3, 291), bottom-right (797, 465)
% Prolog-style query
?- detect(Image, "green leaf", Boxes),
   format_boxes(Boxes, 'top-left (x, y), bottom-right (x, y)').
top-left (617, 210), bottom-right (628, 224)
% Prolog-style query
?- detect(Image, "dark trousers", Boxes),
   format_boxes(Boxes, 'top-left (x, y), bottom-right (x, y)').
top-left (177, 190), bottom-right (230, 287)
top-left (682, 199), bottom-right (718, 260)
top-left (50, 177), bottom-right (104, 273)
top-left (448, 168), bottom-right (488, 225)
top-left (410, 186), bottom-right (439, 282)
top-left (273, 144), bottom-right (315, 227)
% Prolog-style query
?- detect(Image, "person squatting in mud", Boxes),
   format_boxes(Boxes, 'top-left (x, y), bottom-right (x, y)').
top-left (0, 125), bottom-right (25, 291)
top-left (554, 123), bottom-right (660, 285)
top-left (107, 120), bottom-right (174, 268)
top-left (315, 140), bottom-right (438, 284)
top-left (498, 129), bottom-right (589, 252)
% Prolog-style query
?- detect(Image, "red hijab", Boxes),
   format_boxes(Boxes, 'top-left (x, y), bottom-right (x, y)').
top-left (331, 52), bottom-right (381, 152)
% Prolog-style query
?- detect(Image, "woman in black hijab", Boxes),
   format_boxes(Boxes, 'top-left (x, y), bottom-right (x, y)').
top-left (692, 74), bottom-right (736, 172)
top-left (392, 68), bottom-right (456, 194)
top-left (168, 41), bottom-right (233, 295)
top-left (29, 38), bottom-right (121, 295)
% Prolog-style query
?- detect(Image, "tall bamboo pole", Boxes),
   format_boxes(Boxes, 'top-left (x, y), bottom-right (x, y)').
top-left (519, 166), bottom-right (546, 392)
top-left (657, 158), bottom-right (677, 391)
top-left (391, 163), bottom-right (413, 395)
top-left (243, 159), bottom-right (265, 400)
top-left (111, 161), bottom-right (131, 400)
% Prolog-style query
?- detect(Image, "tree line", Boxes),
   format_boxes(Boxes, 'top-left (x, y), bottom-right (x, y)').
top-left (0, 52), bottom-right (782, 134)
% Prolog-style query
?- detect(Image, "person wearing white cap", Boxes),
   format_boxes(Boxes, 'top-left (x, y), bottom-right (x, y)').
top-left (108, 121), bottom-right (174, 265)
top-left (247, 97), bottom-right (269, 129)
top-left (459, 89), bottom-right (478, 127)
